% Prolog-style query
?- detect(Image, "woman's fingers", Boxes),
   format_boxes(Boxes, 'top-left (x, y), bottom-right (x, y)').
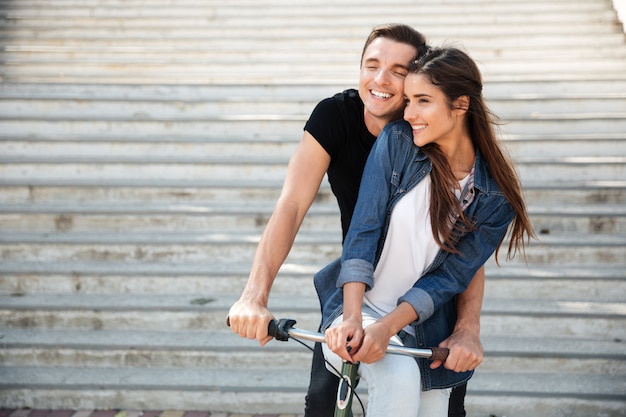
top-left (326, 326), bottom-right (363, 362)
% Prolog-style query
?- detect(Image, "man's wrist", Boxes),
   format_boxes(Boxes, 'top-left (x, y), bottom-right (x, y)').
top-left (453, 320), bottom-right (480, 336)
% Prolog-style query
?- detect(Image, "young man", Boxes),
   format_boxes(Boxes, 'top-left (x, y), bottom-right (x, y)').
top-left (228, 24), bottom-right (484, 417)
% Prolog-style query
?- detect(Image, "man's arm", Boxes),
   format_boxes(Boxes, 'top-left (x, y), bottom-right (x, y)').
top-left (228, 132), bottom-right (330, 346)
top-left (430, 266), bottom-right (485, 372)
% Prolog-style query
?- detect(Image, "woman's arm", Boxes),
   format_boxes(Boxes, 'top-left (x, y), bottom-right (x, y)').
top-left (325, 282), bottom-right (366, 362)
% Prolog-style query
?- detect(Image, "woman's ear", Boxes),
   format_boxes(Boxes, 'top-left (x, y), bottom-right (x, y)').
top-left (453, 96), bottom-right (470, 114)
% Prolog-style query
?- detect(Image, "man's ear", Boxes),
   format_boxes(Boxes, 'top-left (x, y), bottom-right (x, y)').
top-left (453, 96), bottom-right (470, 114)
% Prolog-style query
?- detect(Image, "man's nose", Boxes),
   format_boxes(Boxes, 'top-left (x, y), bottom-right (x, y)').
top-left (374, 69), bottom-right (390, 85)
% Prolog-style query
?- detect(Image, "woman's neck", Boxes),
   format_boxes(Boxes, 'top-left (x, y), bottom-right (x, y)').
top-left (444, 134), bottom-right (475, 180)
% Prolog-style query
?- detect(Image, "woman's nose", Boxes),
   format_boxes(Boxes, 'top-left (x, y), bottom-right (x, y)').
top-left (404, 105), bottom-right (416, 121)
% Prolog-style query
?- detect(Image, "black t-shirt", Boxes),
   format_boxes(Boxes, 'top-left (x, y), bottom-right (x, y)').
top-left (304, 89), bottom-right (377, 240)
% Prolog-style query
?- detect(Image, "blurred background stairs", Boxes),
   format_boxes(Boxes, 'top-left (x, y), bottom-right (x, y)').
top-left (0, 0), bottom-right (625, 416)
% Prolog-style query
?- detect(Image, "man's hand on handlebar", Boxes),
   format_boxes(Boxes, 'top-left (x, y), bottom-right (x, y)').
top-left (226, 299), bottom-right (274, 346)
top-left (429, 326), bottom-right (483, 372)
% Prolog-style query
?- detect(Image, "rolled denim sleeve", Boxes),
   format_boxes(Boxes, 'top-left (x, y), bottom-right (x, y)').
top-left (337, 258), bottom-right (375, 290)
top-left (397, 286), bottom-right (435, 324)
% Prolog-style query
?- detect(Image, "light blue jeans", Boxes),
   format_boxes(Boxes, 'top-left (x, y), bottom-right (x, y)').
top-left (322, 311), bottom-right (451, 417)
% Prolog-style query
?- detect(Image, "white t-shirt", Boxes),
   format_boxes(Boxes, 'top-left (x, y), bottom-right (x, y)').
top-left (364, 173), bottom-right (470, 334)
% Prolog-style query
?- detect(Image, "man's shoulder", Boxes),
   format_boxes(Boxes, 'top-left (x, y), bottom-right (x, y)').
top-left (309, 89), bottom-right (362, 128)
top-left (331, 88), bottom-right (360, 105)
top-left (312, 88), bottom-right (359, 112)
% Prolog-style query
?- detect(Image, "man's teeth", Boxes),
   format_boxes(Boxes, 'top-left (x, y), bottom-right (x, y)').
top-left (371, 90), bottom-right (391, 99)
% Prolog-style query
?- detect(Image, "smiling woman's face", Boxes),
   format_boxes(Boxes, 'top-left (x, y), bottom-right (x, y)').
top-left (403, 73), bottom-right (462, 149)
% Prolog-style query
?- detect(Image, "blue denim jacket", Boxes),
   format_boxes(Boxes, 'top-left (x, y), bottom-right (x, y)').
top-left (314, 120), bottom-right (515, 390)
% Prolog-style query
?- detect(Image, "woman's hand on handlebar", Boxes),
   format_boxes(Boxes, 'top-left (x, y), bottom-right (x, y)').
top-left (227, 298), bottom-right (274, 346)
top-left (324, 317), bottom-right (363, 362)
top-left (350, 321), bottom-right (390, 364)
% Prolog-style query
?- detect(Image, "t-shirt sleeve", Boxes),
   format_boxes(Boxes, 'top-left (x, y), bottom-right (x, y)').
top-left (304, 95), bottom-right (348, 159)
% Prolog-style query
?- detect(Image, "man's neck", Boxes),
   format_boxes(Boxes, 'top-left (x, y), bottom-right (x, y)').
top-left (364, 111), bottom-right (395, 137)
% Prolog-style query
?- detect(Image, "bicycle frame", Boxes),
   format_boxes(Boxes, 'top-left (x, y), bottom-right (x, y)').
top-left (268, 318), bottom-right (448, 417)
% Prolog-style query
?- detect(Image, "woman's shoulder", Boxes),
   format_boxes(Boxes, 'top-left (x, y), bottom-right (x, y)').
top-left (474, 150), bottom-right (504, 196)
top-left (383, 119), bottom-right (411, 133)
top-left (380, 120), bottom-right (414, 146)
top-left (374, 121), bottom-right (425, 167)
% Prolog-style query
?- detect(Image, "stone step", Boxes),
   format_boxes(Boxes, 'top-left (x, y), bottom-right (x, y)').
top-left (1, 4), bottom-right (614, 21)
top-left (7, 25), bottom-right (617, 41)
top-left (0, 292), bottom-right (626, 338)
top-left (1, 180), bottom-right (625, 205)
top-left (1, 136), bottom-right (625, 160)
top-left (467, 396), bottom-right (626, 417)
top-left (0, 231), bottom-right (625, 266)
top-left (4, 33), bottom-right (626, 51)
top-left (1, 3), bottom-right (614, 20)
top-left (0, 263), bottom-right (317, 297)
top-left (1, 114), bottom-right (625, 138)
top-left (2, 59), bottom-right (625, 80)
top-left (4, 45), bottom-right (626, 62)
top-left (0, 140), bottom-right (301, 160)
top-left (0, 263), bottom-right (623, 300)
top-left (0, 207), bottom-right (340, 233)
top-left (1, 138), bottom-right (625, 165)
top-left (4, 69), bottom-right (625, 85)
top-left (0, 0), bottom-right (611, 16)
top-left (1, 0), bottom-right (611, 12)
top-left (501, 136), bottom-right (626, 157)
top-left (3, 80), bottom-right (626, 100)
top-left (0, 156), bottom-right (624, 183)
top-left (1, 293), bottom-right (625, 338)
top-left (4, 23), bottom-right (621, 42)
top-left (1, 20), bottom-right (617, 37)
top-left (1, 365), bottom-right (624, 417)
top-left (0, 202), bottom-right (624, 234)
top-left (1, 328), bottom-right (623, 375)
top-left (0, 182), bottom-right (297, 205)
top-left (2, 93), bottom-right (626, 119)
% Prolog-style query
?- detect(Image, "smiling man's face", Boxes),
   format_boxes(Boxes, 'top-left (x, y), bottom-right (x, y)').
top-left (359, 37), bottom-right (417, 136)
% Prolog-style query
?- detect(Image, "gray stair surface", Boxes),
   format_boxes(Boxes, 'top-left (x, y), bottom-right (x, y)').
top-left (1, 0), bottom-right (626, 416)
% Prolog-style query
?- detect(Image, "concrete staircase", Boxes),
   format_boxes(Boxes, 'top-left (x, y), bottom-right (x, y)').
top-left (1, 0), bottom-right (625, 416)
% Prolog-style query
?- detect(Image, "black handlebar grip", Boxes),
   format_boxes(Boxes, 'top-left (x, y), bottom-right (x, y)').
top-left (267, 319), bottom-right (279, 338)
top-left (430, 347), bottom-right (449, 362)
top-left (268, 318), bottom-right (296, 341)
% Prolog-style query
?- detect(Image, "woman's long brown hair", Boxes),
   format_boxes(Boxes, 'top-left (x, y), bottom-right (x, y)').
top-left (410, 47), bottom-right (535, 262)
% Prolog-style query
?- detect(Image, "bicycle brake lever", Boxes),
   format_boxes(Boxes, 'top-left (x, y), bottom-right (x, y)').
top-left (268, 318), bottom-right (297, 341)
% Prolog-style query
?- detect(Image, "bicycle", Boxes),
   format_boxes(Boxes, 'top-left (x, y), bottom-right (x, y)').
top-left (267, 317), bottom-right (449, 417)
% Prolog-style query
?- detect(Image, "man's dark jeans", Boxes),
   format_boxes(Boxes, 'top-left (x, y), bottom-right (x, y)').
top-left (304, 342), bottom-right (467, 416)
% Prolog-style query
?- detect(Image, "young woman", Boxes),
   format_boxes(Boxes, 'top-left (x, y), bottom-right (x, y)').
top-left (321, 46), bottom-right (535, 416)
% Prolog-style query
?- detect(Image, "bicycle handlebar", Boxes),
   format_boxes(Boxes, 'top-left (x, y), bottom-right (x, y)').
top-left (268, 318), bottom-right (449, 363)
